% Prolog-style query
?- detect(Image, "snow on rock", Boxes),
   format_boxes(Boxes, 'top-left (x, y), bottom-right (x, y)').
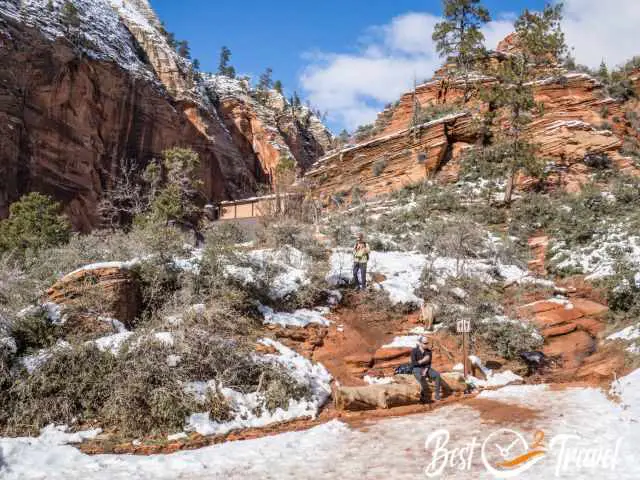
top-left (549, 227), bottom-right (640, 280)
top-left (468, 369), bottom-right (523, 389)
top-left (225, 246), bottom-right (310, 300)
top-left (382, 335), bottom-right (421, 349)
top-left (0, 0), bottom-right (155, 78)
top-left (92, 331), bottom-right (133, 354)
top-left (607, 324), bottom-right (640, 342)
top-left (166, 432), bottom-right (188, 442)
top-left (20, 340), bottom-right (71, 373)
top-left (363, 375), bottom-right (394, 385)
top-left (66, 259), bottom-right (140, 277)
top-left (37, 424), bottom-right (102, 445)
top-left (258, 304), bottom-right (331, 328)
top-left (184, 339), bottom-right (332, 437)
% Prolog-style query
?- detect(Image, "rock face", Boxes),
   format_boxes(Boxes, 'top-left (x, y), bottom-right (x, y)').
top-left (306, 113), bottom-right (475, 201)
top-left (0, 0), bottom-right (331, 230)
top-left (305, 37), bottom-right (640, 199)
top-left (47, 263), bottom-right (141, 327)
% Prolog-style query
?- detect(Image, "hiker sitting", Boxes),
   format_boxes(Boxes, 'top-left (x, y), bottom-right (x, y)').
top-left (352, 233), bottom-right (370, 290)
top-left (412, 336), bottom-right (442, 403)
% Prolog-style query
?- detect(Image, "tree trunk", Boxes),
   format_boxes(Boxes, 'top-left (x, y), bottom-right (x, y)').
top-left (504, 166), bottom-right (516, 204)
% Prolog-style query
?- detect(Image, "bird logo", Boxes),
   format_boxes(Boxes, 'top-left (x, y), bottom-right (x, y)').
top-left (481, 428), bottom-right (547, 478)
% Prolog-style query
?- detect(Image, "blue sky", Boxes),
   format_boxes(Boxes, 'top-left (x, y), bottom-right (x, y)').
top-left (150, 1), bottom-right (639, 132)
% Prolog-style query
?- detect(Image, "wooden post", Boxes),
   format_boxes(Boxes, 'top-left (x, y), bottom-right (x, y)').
top-left (234, 203), bottom-right (237, 219)
top-left (463, 331), bottom-right (468, 378)
top-left (456, 319), bottom-right (471, 380)
top-left (251, 201), bottom-right (254, 217)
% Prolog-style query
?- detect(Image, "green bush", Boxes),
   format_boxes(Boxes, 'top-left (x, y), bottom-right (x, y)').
top-left (479, 320), bottom-right (543, 360)
top-left (0, 193), bottom-right (71, 255)
top-left (10, 310), bottom-right (62, 356)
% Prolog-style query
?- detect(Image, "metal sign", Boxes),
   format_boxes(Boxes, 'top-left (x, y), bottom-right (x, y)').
top-left (456, 319), bottom-right (471, 333)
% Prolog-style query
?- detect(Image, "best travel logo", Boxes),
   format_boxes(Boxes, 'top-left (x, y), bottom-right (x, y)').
top-left (424, 427), bottom-right (623, 478)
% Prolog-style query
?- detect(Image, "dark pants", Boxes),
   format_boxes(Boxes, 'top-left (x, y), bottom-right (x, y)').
top-left (413, 367), bottom-right (441, 401)
top-left (352, 262), bottom-right (367, 289)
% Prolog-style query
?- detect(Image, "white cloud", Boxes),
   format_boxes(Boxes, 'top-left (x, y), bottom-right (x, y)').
top-left (562, 0), bottom-right (640, 68)
top-left (300, 12), bottom-right (512, 131)
top-left (301, 2), bottom-right (640, 131)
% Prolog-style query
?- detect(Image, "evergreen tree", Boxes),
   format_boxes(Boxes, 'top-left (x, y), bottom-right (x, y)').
top-left (144, 148), bottom-right (203, 224)
top-left (47, 0), bottom-right (54, 12)
top-left (432, 0), bottom-right (490, 101)
top-left (192, 59), bottom-right (200, 71)
top-left (159, 21), bottom-right (177, 49)
top-left (337, 129), bottom-right (350, 145)
top-left (0, 192), bottom-right (71, 254)
top-left (479, 4), bottom-right (566, 204)
top-left (217, 46), bottom-right (236, 78)
top-left (258, 67), bottom-right (274, 91)
top-left (60, 1), bottom-right (81, 31)
top-left (598, 60), bottom-right (610, 83)
top-left (177, 40), bottom-right (191, 59)
top-left (273, 80), bottom-right (283, 95)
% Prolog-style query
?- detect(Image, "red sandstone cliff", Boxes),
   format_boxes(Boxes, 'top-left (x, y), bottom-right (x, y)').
top-left (306, 36), bottom-right (640, 200)
top-left (0, 0), bottom-right (332, 230)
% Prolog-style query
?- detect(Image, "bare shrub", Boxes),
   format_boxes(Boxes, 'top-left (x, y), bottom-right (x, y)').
top-left (6, 344), bottom-right (118, 435)
top-left (101, 341), bottom-right (195, 437)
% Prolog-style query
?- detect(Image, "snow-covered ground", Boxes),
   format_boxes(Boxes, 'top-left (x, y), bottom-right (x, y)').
top-left (2, 370), bottom-right (639, 479)
top-left (225, 246), bottom-right (311, 301)
top-left (549, 227), bottom-right (640, 280)
top-left (183, 339), bottom-right (331, 437)
top-left (327, 248), bottom-right (543, 307)
top-left (258, 305), bottom-right (331, 328)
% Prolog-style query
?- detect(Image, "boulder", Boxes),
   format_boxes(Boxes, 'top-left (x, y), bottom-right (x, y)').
top-left (373, 347), bottom-right (412, 363)
top-left (533, 307), bottom-right (583, 328)
top-left (542, 322), bottom-right (577, 338)
top-left (47, 263), bottom-right (141, 327)
top-left (344, 353), bottom-right (374, 368)
top-left (571, 299), bottom-right (609, 317)
top-left (543, 330), bottom-right (595, 368)
top-left (334, 379), bottom-right (421, 411)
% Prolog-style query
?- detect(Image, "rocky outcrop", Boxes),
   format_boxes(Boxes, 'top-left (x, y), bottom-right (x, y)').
top-left (307, 39), bottom-right (640, 199)
top-left (47, 263), bottom-right (141, 327)
top-left (0, 0), bottom-right (331, 229)
top-left (306, 113), bottom-right (475, 201)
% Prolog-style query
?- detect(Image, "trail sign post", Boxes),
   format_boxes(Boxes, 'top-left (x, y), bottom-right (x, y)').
top-left (456, 319), bottom-right (471, 378)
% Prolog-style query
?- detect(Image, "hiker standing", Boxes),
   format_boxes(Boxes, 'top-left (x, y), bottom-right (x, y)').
top-left (352, 233), bottom-right (370, 290)
top-left (411, 336), bottom-right (442, 403)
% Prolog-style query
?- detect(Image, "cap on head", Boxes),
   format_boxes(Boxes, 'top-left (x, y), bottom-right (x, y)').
top-left (420, 335), bottom-right (430, 345)
top-left (357, 232), bottom-right (364, 240)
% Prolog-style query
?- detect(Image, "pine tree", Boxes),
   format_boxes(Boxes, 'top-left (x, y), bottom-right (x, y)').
top-left (273, 80), bottom-right (283, 95)
top-left (479, 4), bottom-right (566, 204)
top-left (47, 0), bottom-right (54, 12)
top-left (432, 0), bottom-right (490, 102)
top-left (177, 40), bottom-right (191, 59)
top-left (60, 1), bottom-right (81, 31)
top-left (159, 21), bottom-right (177, 49)
top-left (192, 59), bottom-right (200, 71)
top-left (145, 148), bottom-right (203, 225)
top-left (0, 192), bottom-right (71, 254)
top-left (598, 60), bottom-right (610, 83)
top-left (258, 67), bottom-right (273, 91)
top-left (217, 46), bottom-right (236, 78)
